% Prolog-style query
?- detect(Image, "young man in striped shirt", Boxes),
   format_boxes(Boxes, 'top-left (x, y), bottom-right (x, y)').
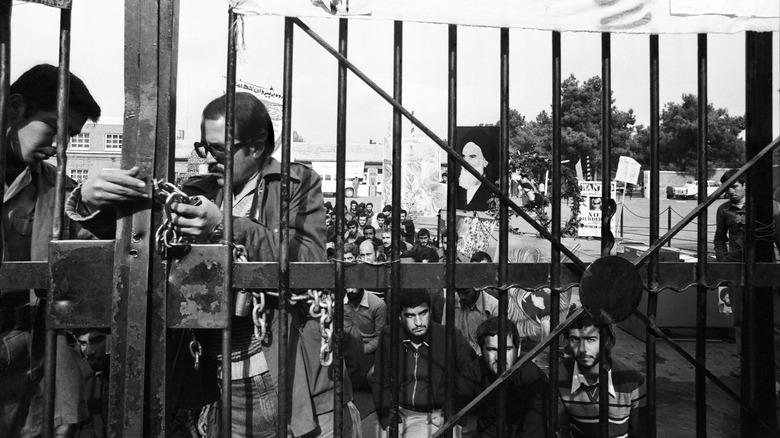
top-left (557, 310), bottom-right (647, 438)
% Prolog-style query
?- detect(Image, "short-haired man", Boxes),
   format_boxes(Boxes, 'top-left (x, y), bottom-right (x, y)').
top-left (355, 224), bottom-right (381, 249)
top-left (443, 280), bottom-right (498, 355)
top-left (344, 287), bottom-right (387, 389)
top-left (381, 228), bottom-right (408, 257)
top-left (345, 219), bottom-right (361, 244)
top-left (75, 92), bottom-right (355, 436)
top-left (372, 289), bottom-right (474, 436)
top-left (460, 317), bottom-right (547, 437)
top-left (714, 168), bottom-right (746, 376)
top-left (373, 212), bottom-right (386, 230)
top-left (1, 64), bottom-right (102, 437)
top-left (71, 328), bottom-right (111, 438)
top-left (557, 311), bottom-right (647, 438)
top-left (365, 202), bottom-right (374, 222)
top-left (343, 242), bottom-right (358, 263)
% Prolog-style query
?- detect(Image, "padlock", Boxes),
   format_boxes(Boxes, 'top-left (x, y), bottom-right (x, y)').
top-left (235, 289), bottom-right (253, 317)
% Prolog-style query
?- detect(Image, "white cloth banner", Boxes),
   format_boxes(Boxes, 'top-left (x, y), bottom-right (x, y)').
top-left (230, 0), bottom-right (778, 34)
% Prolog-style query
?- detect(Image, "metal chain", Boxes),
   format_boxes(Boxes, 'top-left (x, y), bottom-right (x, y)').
top-left (153, 180), bottom-right (200, 257)
top-left (188, 330), bottom-right (202, 371)
top-left (251, 291), bottom-right (268, 342)
top-left (317, 290), bottom-right (335, 367)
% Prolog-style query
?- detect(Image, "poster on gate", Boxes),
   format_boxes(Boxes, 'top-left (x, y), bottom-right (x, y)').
top-left (439, 209), bottom-right (498, 260)
top-left (578, 180), bottom-right (617, 238)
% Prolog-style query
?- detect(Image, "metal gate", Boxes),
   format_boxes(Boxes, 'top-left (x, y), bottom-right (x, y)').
top-left (0, 1), bottom-right (778, 437)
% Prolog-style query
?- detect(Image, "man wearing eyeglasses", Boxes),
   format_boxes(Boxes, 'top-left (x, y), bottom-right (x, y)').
top-left (73, 92), bottom-right (357, 437)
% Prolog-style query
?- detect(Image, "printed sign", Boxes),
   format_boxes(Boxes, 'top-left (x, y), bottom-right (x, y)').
top-left (578, 181), bottom-right (617, 238)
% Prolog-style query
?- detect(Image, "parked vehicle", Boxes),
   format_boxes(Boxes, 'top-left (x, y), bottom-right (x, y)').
top-left (671, 180), bottom-right (721, 199)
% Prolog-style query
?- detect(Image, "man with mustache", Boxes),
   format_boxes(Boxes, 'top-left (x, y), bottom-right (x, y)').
top-left (372, 288), bottom-right (474, 436)
top-left (75, 92), bottom-right (356, 437)
top-left (557, 310), bottom-right (646, 438)
top-left (459, 317), bottom-right (547, 437)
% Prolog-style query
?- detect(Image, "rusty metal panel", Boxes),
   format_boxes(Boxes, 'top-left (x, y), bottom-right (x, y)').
top-left (47, 240), bottom-right (114, 328)
top-left (0, 261), bottom-right (49, 289)
top-left (167, 244), bottom-right (230, 329)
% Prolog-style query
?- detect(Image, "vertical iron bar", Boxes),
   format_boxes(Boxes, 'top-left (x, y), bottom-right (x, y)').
top-left (443, 23), bottom-right (458, 438)
top-left (110, 1), bottom-right (158, 433)
top-left (549, 30), bottom-right (562, 438)
top-left (221, 11), bottom-right (238, 438)
top-left (52, 9), bottom-right (71, 241)
top-left (387, 20), bottom-right (403, 438)
top-left (667, 207), bottom-right (672, 246)
top-left (742, 30), bottom-right (776, 436)
top-left (599, 31), bottom-right (611, 438)
top-left (44, 8), bottom-right (71, 437)
top-left (695, 33), bottom-right (708, 438)
top-left (645, 34), bottom-right (660, 438)
top-left (150, 1), bottom-right (179, 435)
top-left (0, 0), bottom-right (9, 263)
top-left (278, 16), bottom-right (295, 438)
top-left (497, 26), bottom-right (509, 438)
top-left (332, 17), bottom-right (348, 436)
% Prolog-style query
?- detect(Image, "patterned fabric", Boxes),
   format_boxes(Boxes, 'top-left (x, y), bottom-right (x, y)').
top-left (557, 358), bottom-right (647, 438)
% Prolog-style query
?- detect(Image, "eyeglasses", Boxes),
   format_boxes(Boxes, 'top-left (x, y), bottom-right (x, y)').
top-left (193, 140), bottom-right (257, 159)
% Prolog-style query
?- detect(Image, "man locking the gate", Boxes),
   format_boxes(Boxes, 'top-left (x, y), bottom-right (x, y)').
top-left (72, 92), bottom-right (358, 437)
top-left (1, 64), bottom-right (103, 437)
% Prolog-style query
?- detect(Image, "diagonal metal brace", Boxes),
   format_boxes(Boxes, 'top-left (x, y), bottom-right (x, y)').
top-left (292, 17), bottom-right (586, 274)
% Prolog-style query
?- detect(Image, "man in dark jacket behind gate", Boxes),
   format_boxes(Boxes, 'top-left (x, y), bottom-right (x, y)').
top-left (0, 64), bottom-right (104, 437)
top-left (72, 92), bottom-right (357, 437)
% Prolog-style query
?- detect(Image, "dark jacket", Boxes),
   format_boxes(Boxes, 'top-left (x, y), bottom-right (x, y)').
top-left (459, 356), bottom-right (548, 437)
top-left (371, 321), bottom-right (475, 429)
top-left (457, 182), bottom-right (495, 211)
top-left (179, 157), bottom-right (348, 436)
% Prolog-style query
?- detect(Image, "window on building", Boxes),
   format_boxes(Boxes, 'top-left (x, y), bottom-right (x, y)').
top-left (105, 134), bottom-right (123, 150)
top-left (69, 133), bottom-right (90, 149)
top-left (70, 169), bottom-right (89, 183)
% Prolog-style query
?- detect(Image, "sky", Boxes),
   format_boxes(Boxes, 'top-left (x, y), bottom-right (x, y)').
top-left (9, 0), bottom-right (780, 149)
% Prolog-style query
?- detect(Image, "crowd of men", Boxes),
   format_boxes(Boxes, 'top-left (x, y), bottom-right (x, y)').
top-left (4, 63), bottom-right (775, 438)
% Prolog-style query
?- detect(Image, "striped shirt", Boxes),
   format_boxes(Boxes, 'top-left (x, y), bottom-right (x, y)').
top-left (557, 358), bottom-right (647, 438)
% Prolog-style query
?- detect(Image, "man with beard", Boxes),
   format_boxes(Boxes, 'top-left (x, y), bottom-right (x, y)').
top-left (459, 317), bottom-right (547, 437)
top-left (557, 310), bottom-right (646, 438)
top-left (74, 92), bottom-right (356, 437)
top-left (457, 140), bottom-right (494, 211)
top-left (345, 219), bottom-right (361, 244)
top-left (372, 288), bottom-right (474, 436)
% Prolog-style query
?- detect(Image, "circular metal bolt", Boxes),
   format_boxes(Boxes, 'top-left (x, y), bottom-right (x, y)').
top-left (579, 255), bottom-right (643, 322)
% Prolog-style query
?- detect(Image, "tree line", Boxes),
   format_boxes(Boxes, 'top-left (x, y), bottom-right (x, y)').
top-left (501, 74), bottom-right (745, 180)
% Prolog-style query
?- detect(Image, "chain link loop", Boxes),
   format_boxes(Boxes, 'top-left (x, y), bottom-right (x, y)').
top-left (188, 330), bottom-right (203, 371)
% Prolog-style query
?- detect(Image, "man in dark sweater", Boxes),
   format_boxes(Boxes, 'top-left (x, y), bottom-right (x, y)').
top-left (459, 316), bottom-right (547, 437)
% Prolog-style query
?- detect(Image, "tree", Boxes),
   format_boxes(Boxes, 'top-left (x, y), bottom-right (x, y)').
top-left (635, 94), bottom-right (745, 171)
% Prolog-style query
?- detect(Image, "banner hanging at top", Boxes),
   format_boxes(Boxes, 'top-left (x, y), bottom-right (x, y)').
top-left (229, 0), bottom-right (778, 34)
